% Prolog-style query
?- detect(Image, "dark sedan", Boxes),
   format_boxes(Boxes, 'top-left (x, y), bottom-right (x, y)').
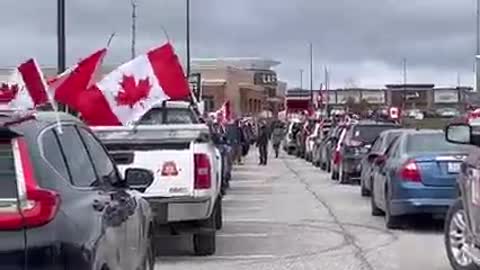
top-left (337, 121), bottom-right (400, 184)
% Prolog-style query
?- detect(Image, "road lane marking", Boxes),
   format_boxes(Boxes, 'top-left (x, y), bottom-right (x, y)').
top-left (217, 233), bottom-right (269, 238)
top-left (225, 218), bottom-right (273, 223)
top-left (157, 254), bottom-right (277, 261)
top-left (223, 197), bottom-right (266, 202)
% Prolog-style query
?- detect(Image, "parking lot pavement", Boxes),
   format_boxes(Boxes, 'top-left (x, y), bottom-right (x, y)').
top-left (155, 150), bottom-right (451, 270)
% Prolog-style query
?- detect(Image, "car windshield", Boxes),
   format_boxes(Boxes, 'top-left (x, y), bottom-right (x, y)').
top-left (352, 125), bottom-right (398, 144)
top-left (138, 108), bottom-right (198, 125)
top-left (407, 133), bottom-right (472, 153)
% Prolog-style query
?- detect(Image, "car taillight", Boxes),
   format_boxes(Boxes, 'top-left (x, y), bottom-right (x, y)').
top-left (333, 150), bottom-right (342, 165)
top-left (399, 160), bottom-right (421, 182)
top-left (194, 154), bottom-right (211, 189)
top-left (0, 138), bottom-right (60, 230)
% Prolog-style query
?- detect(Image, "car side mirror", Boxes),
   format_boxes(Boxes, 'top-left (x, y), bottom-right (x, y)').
top-left (367, 152), bottom-right (380, 162)
top-left (374, 155), bottom-right (387, 165)
top-left (125, 168), bottom-right (154, 189)
top-left (446, 124), bottom-right (472, 145)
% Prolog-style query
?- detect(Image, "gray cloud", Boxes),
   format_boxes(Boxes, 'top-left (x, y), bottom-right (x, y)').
top-left (0, 0), bottom-right (477, 88)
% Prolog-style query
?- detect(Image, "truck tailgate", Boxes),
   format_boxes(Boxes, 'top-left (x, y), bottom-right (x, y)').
top-left (117, 148), bottom-right (195, 197)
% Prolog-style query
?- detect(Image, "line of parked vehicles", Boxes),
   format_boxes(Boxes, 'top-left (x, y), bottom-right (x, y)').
top-left (0, 100), bottom-right (233, 270)
top-left (283, 115), bottom-right (480, 270)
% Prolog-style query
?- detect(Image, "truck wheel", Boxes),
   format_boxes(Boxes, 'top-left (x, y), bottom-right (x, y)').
top-left (215, 199), bottom-right (223, 230)
top-left (193, 233), bottom-right (216, 256)
top-left (445, 199), bottom-right (480, 270)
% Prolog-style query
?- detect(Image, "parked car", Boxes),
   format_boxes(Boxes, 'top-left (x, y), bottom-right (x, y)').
top-left (443, 123), bottom-right (480, 270)
top-left (436, 107), bottom-right (461, 118)
top-left (312, 120), bottom-right (333, 167)
top-left (336, 121), bottom-right (400, 184)
top-left (0, 111), bottom-right (154, 270)
top-left (305, 122), bottom-right (321, 162)
top-left (330, 127), bottom-right (348, 180)
top-left (360, 129), bottom-right (404, 196)
top-left (283, 120), bottom-right (303, 155)
top-left (370, 129), bottom-right (472, 229)
top-left (296, 120), bottom-right (316, 158)
top-left (320, 124), bottom-right (347, 172)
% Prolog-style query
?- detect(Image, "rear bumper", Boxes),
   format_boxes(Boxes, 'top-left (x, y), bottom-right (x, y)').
top-left (342, 157), bottom-right (362, 178)
top-left (390, 182), bottom-right (457, 215)
top-left (146, 196), bottom-right (213, 224)
top-left (390, 198), bottom-right (455, 216)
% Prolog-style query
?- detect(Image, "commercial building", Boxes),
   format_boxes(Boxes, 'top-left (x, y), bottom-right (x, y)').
top-left (286, 84), bottom-right (474, 112)
top-left (192, 58), bottom-right (285, 117)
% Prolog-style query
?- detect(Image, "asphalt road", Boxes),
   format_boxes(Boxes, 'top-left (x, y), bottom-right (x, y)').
top-left (155, 149), bottom-right (451, 270)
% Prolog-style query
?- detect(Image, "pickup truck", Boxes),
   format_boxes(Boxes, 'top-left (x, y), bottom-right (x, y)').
top-left (138, 100), bottom-right (232, 193)
top-left (93, 124), bottom-right (223, 256)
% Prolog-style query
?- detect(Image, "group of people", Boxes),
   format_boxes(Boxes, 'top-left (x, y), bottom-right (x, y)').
top-left (208, 118), bottom-right (286, 166)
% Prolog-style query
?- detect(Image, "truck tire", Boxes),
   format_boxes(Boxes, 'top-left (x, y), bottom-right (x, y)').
top-left (193, 233), bottom-right (216, 256)
top-left (215, 199), bottom-right (223, 230)
top-left (445, 199), bottom-right (480, 270)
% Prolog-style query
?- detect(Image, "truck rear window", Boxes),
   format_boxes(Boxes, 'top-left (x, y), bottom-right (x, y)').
top-left (0, 143), bottom-right (18, 199)
top-left (138, 108), bottom-right (198, 125)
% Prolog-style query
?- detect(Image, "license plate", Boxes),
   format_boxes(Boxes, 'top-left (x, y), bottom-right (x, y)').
top-left (447, 162), bottom-right (461, 173)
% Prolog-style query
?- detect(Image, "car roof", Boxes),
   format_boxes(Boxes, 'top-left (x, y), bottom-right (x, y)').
top-left (2, 111), bottom-right (83, 133)
top-left (150, 100), bottom-right (192, 109)
top-left (354, 120), bottom-right (399, 126)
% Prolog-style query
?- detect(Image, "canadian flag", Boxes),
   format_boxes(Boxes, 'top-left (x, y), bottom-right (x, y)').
top-left (76, 43), bottom-right (191, 126)
top-left (215, 101), bottom-right (232, 124)
top-left (49, 48), bottom-right (107, 110)
top-left (0, 59), bottom-right (50, 110)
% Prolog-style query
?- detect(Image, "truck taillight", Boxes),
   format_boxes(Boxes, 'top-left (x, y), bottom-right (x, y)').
top-left (194, 154), bottom-right (211, 189)
top-left (399, 160), bottom-right (421, 182)
top-left (0, 138), bottom-right (60, 230)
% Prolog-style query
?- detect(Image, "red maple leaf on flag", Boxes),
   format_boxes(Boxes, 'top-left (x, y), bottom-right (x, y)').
top-left (0, 83), bottom-right (19, 103)
top-left (115, 75), bottom-right (152, 108)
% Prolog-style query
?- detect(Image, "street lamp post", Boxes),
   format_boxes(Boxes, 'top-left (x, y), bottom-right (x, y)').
top-left (57, 0), bottom-right (66, 74)
top-left (309, 43), bottom-right (314, 111)
top-left (186, 0), bottom-right (191, 76)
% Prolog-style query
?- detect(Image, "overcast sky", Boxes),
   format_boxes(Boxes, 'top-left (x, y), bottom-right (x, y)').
top-left (1, 0), bottom-right (478, 89)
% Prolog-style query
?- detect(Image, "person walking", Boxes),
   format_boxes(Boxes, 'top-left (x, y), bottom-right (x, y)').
top-left (271, 121), bottom-right (285, 158)
top-left (226, 119), bottom-right (244, 165)
top-left (256, 122), bottom-right (270, 165)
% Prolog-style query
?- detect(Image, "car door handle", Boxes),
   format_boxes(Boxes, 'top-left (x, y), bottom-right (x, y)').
top-left (92, 199), bottom-right (109, 212)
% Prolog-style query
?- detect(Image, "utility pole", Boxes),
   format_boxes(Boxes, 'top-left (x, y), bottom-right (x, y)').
top-left (403, 58), bottom-right (407, 110)
top-left (186, 0), bottom-right (191, 76)
top-left (300, 69), bottom-right (304, 89)
top-left (309, 42), bottom-right (314, 110)
top-left (57, 0), bottom-right (66, 112)
top-left (476, 0), bottom-right (480, 91)
top-left (324, 66), bottom-right (330, 115)
top-left (57, 0), bottom-right (66, 74)
top-left (130, 0), bottom-right (137, 60)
